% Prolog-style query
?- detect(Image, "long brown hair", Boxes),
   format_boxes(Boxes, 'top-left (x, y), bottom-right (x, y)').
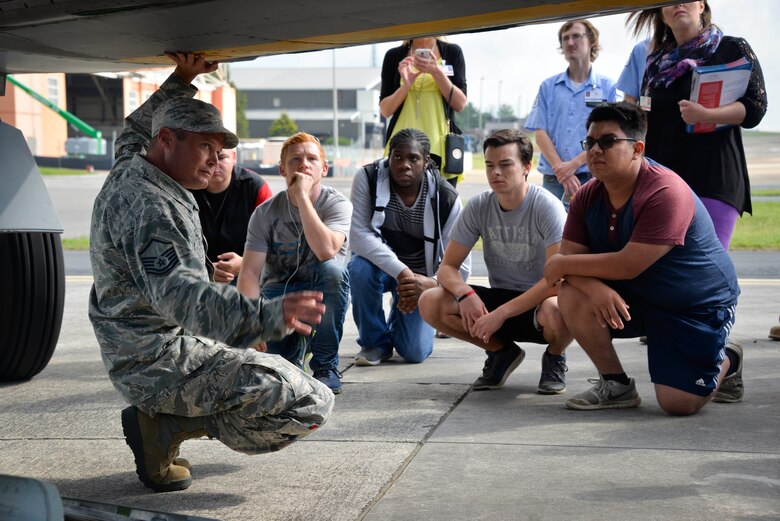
top-left (627, 1), bottom-right (713, 53)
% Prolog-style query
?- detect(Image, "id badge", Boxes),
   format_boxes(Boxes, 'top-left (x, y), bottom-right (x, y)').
top-left (585, 88), bottom-right (604, 107)
top-left (441, 64), bottom-right (454, 76)
top-left (639, 95), bottom-right (652, 111)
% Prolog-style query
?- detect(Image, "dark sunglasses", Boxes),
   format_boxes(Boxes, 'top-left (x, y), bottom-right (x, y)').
top-left (580, 136), bottom-right (637, 151)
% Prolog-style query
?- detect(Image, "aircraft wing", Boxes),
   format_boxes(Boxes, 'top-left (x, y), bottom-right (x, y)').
top-left (0, 0), bottom-right (668, 74)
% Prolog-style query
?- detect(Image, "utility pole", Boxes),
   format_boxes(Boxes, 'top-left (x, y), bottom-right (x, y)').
top-left (478, 76), bottom-right (484, 141)
top-left (497, 80), bottom-right (503, 121)
top-left (332, 49), bottom-right (340, 164)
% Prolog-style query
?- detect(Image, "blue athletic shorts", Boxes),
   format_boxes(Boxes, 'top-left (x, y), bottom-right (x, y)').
top-left (608, 291), bottom-right (736, 397)
top-left (470, 285), bottom-right (547, 345)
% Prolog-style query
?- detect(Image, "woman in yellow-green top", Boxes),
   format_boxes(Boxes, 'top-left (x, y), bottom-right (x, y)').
top-left (380, 37), bottom-right (468, 187)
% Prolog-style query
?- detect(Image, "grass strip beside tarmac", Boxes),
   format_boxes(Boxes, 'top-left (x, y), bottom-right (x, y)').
top-left (39, 167), bottom-right (98, 176)
top-left (752, 188), bottom-right (780, 196)
top-left (61, 203), bottom-right (780, 252)
top-left (61, 237), bottom-right (90, 250)
top-left (731, 201), bottom-right (780, 250)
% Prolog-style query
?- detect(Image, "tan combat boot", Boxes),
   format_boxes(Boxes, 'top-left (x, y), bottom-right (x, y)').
top-left (121, 406), bottom-right (207, 492)
top-left (770, 323), bottom-right (780, 341)
top-left (172, 448), bottom-right (191, 470)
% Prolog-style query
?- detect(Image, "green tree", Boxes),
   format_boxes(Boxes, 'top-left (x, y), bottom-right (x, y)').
top-left (323, 136), bottom-right (352, 146)
top-left (269, 112), bottom-right (298, 137)
top-left (455, 102), bottom-right (495, 131)
top-left (231, 83), bottom-right (249, 138)
top-left (456, 102), bottom-right (480, 129)
top-left (497, 104), bottom-right (517, 121)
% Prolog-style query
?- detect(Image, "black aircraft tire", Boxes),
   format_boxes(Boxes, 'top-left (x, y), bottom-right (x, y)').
top-left (0, 232), bottom-right (65, 382)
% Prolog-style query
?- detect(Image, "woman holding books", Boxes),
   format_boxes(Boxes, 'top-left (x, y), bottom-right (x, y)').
top-left (628, 1), bottom-right (766, 249)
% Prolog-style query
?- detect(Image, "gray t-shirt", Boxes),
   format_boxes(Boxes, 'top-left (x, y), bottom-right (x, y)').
top-left (451, 184), bottom-right (566, 291)
top-left (245, 185), bottom-right (352, 286)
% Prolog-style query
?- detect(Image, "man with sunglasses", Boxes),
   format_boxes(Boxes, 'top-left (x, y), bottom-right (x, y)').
top-left (525, 19), bottom-right (616, 208)
top-left (544, 102), bottom-right (742, 415)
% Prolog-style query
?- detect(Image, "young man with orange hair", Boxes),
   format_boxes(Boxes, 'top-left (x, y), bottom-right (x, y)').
top-left (238, 133), bottom-right (352, 394)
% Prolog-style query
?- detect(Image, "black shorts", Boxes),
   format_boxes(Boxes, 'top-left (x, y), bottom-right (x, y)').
top-left (471, 285), bottom-right (547, 345)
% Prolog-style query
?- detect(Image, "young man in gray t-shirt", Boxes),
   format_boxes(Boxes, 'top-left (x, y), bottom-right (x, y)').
top-left (238, 132), bottom-right (352, 394)
top-left (419, 129), bottom-right (573, 393)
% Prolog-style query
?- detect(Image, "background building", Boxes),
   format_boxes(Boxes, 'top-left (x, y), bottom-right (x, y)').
top-left (1, 68), bottom-right (235, 165)
top-left (0, 73), bottom-right (68, 157)
top-left (229, 66), bottom-right (382, 147)
top-left (67, 69), bottom-right (235, 152)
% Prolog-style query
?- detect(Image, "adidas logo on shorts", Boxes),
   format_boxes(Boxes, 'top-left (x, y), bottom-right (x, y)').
top-left (695, 378), bottom-right (706, 387)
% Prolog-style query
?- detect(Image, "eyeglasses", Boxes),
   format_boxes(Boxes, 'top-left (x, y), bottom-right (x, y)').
top-left (580, 136), bottom-right (637, 151)
top-left (561, 33), bottom-right (587, 43)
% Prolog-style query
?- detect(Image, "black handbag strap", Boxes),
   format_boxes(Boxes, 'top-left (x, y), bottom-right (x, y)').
top-left (445, 85), bottom-right (455, 132)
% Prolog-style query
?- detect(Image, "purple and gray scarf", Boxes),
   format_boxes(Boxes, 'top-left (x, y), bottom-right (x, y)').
top-left (645, 26), bottom-right (723, 89)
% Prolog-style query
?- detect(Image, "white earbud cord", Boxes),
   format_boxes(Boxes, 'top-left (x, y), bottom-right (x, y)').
top-left (284, 196), bottom-right (312, 369)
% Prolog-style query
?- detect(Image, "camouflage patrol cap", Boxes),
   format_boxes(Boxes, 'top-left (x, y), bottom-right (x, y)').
top-left (152, 97), bottom-right (239, 148)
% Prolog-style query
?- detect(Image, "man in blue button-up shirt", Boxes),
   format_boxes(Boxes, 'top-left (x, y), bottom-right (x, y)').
top-left (525, 19), bottom-right (617, 208)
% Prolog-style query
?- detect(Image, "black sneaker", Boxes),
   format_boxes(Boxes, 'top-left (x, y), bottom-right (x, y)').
top-left (472, 344), bottom-right (526, 390)
top-left (537, 351), bottom-right (568, 394)
top-left (313, 368), bottom-right (343, 395)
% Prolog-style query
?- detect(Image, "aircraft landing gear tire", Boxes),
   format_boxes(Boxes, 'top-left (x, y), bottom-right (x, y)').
top-left (0, 231), bottom-right (65, 382)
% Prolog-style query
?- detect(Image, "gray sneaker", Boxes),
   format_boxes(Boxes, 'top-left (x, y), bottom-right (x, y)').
top-left (355, 348), bottom-right (392, 366)
top-left (712, 339), bottom-right (744, 403)
top-left (566, 377), bottom-right (641, 410)
top-left (472, 344), bottom-right (526, 391)
top-left (537, 351), bottom-right (567, 394)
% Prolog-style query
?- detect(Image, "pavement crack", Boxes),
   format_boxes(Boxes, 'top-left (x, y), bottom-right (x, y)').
top-left (355, 384), bottom-right (473, 520)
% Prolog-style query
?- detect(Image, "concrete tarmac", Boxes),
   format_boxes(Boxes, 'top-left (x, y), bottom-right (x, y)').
top-left (1, 258), bottom-right (779, 520)
top-left (4, 138), bottom-right (778, 519)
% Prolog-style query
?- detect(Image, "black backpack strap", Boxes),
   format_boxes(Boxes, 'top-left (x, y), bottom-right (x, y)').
top-left (363, 159), bottom-right (384, 213)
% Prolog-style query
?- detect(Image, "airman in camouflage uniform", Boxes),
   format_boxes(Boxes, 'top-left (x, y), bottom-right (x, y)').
top-left (88, 53), bottom-right (334, 493)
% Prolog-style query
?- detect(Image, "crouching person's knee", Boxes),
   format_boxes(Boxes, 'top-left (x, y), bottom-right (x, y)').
top-left (212, 356), bottom-right (336, 455)
top-left (655, 384), bottom-right (708, 416)
top-left (400, 348), bottom-right (431, 365)
top-left (315, 258), bottom-right (349, 288)
top-left (418, 287), bottom-right (441, 325)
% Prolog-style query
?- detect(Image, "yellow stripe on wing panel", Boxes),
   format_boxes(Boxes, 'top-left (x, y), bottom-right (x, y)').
top-left (124, 0), bottom-right (664, 64)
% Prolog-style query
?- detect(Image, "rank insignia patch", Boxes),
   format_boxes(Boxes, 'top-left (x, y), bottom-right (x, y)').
top-left (140, 238), bottom-right (180, 276)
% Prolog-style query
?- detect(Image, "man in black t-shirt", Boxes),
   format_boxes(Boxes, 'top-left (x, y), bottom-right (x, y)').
top-left (191, 148), bottom-right (271, 283)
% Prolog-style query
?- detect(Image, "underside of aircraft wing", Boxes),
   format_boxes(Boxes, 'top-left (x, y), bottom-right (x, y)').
top-left (0, 0), bottom-right (668, 74)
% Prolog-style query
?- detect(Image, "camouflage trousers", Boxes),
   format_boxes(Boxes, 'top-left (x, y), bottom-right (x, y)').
top-left (150, 347), bottom-right (335, 454)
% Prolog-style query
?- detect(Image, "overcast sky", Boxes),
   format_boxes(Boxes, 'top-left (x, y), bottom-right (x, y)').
top-left (233, 0), bottom-right (776, 132)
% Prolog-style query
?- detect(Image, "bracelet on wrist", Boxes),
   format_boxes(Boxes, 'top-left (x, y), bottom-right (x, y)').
top-left (456, 289), bottom-right (476, 303)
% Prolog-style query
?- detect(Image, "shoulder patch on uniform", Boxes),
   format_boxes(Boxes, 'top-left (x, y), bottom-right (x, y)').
top-left (139, 238), bottom-right (180, 276)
